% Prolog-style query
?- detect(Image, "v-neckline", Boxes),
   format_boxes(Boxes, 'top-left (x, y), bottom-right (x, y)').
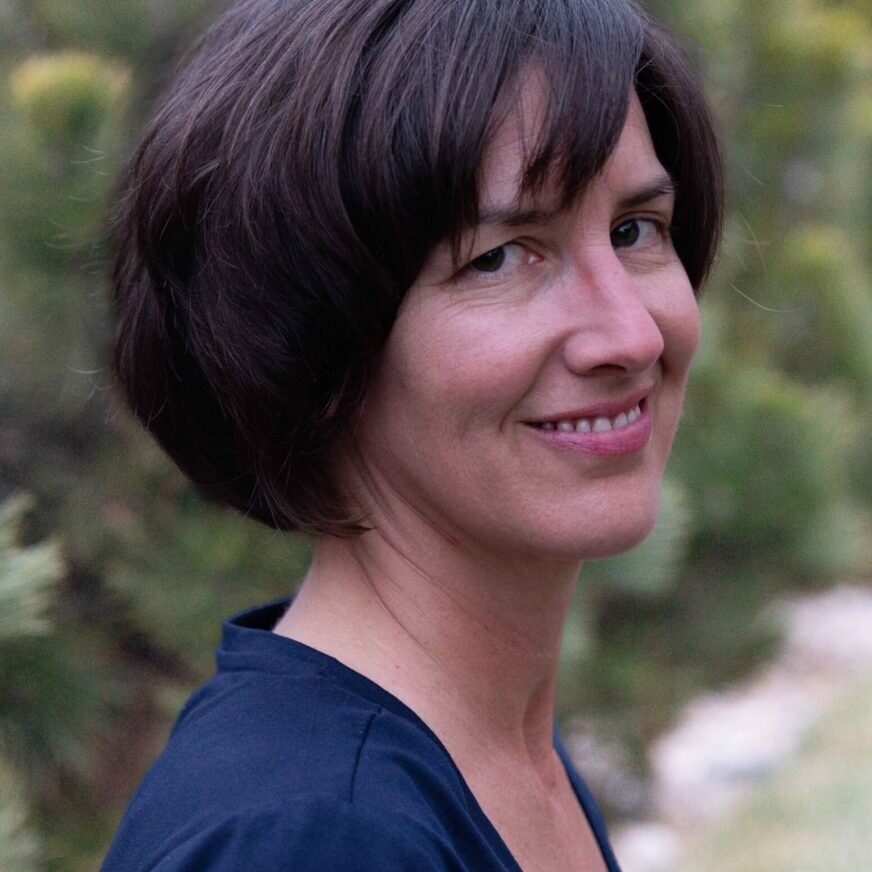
top-left (222, 597), bottom-right (622, 871)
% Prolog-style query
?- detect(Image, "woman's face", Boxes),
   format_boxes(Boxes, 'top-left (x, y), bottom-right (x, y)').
top-left (346, 83), bottom-right (700, 562)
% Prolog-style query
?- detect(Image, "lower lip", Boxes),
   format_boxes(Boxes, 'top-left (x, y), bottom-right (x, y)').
top-left (524, 401), bottom-right (653, 457)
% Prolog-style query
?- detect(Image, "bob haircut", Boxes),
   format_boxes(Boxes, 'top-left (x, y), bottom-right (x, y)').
top-left (110, 0), bottom-right (723, 537)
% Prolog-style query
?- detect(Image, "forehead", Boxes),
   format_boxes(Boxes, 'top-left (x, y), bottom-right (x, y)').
top-left (479, 78), bottom-right (664, 213)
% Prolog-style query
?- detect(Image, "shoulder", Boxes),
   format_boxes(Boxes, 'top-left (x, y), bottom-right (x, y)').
top-left (154, 666), bottom-right (466, 812)
top-left (101, 668), bottom-right (465, 871)
top-left (104, 798), bottom-right (454, 872)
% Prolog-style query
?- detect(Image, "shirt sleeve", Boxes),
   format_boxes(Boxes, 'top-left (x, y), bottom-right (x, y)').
top-left (140, 798), bottom-right (456, 872)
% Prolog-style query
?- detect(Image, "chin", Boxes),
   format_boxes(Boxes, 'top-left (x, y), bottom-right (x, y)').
top-left (576, 518), bottom-right (658, 561)
top-left (528, 496), bottom-right (662, 563)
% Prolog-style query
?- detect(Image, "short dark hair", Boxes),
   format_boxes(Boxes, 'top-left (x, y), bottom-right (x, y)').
top-left (109, 0), bottom-right (723, 536)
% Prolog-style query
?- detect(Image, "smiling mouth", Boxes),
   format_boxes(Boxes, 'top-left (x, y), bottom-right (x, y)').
top-left (523, 397), bottom-right (652, 457)
top-left (528, 399), bottom-right (646, 434)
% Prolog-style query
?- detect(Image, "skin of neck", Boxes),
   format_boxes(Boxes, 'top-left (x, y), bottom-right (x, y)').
top-left (275, 469), bottom-right (583, 791)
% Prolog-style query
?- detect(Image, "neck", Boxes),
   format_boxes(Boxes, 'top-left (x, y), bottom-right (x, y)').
top-left (274, 504), bottom-right (581, 782)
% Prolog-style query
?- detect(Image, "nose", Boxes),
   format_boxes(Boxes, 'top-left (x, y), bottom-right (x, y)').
top-left (559, 248), bottom-right (665, 376)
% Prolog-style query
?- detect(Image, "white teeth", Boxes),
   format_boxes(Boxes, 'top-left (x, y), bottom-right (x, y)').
top-left (537, 401), bottom-right (643, 433)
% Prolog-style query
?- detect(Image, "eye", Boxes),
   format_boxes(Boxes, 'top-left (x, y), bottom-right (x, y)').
top-left (464, 243), bottom-right (537, 277)
top-left (471, 247), bottom-right (506, 272)
top-left (610, 218), bottom-right (664, 250)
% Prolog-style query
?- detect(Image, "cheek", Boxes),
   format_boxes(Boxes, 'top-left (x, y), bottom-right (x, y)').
top-left (390, 306), bottom-right (536, 431)
top-left (355, 311), bottom-right (529, 523)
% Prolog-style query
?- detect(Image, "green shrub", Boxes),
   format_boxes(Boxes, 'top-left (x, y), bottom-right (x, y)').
top-left (10, 51), bottom-right (128, 153)
top-left (673, 360), bottom-right (868, 578)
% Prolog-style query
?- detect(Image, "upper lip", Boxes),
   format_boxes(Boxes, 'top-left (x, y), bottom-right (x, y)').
top-left (526, 385), bottom-right (654, 424)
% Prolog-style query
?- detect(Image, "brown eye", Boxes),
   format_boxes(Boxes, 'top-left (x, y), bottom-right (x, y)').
top-left (611, 218), bottom-right (662, 250)
top-left (457, 242), bottom-right (540, 283)
top-left (611, 220), bottom-right (640, 248)
top-left (471, 247), bottom-right (506, 273)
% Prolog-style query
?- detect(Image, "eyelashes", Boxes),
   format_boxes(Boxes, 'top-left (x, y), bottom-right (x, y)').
top-left (467, 243), bottom-right (540, 275)
top-left (610, 217), bottom-right (667, 250)
top-left (454, 217), bottom-right (671, 286)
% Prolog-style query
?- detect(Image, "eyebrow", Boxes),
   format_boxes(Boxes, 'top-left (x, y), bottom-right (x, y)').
top-left (476, 205), bottom-right (559, 228)
top-left (476, 173), bottom-right (677, 229)
top-left (616, 174), bottom-right (677, 210)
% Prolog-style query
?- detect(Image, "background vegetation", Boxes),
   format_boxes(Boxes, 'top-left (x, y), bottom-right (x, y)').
top-left (0, 0), bottom-right (869, 868)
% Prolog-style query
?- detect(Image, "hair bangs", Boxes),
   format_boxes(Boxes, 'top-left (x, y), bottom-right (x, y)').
top-left (339, 0), bottom-right (648, 277)
top-left (512, 1), bottom-right (645, 208)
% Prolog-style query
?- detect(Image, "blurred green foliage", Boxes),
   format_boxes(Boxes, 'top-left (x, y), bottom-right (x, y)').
top-left (10, 52), bottom-right (128, 153)
top-left (0, 495), bottom-right (62, 868)
top-left (0, 0), bottom-right (869, 866)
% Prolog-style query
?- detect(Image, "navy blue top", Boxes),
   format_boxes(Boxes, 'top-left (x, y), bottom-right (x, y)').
top-left (101, 597), bottom-right (623, 871)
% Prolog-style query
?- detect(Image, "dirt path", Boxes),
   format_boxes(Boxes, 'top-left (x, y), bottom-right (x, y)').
top-left (574, 582), bottom-right (872, 871)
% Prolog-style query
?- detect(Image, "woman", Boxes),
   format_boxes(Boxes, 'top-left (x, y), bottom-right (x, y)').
top-left (102, 0), bottom-right (722, 869)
